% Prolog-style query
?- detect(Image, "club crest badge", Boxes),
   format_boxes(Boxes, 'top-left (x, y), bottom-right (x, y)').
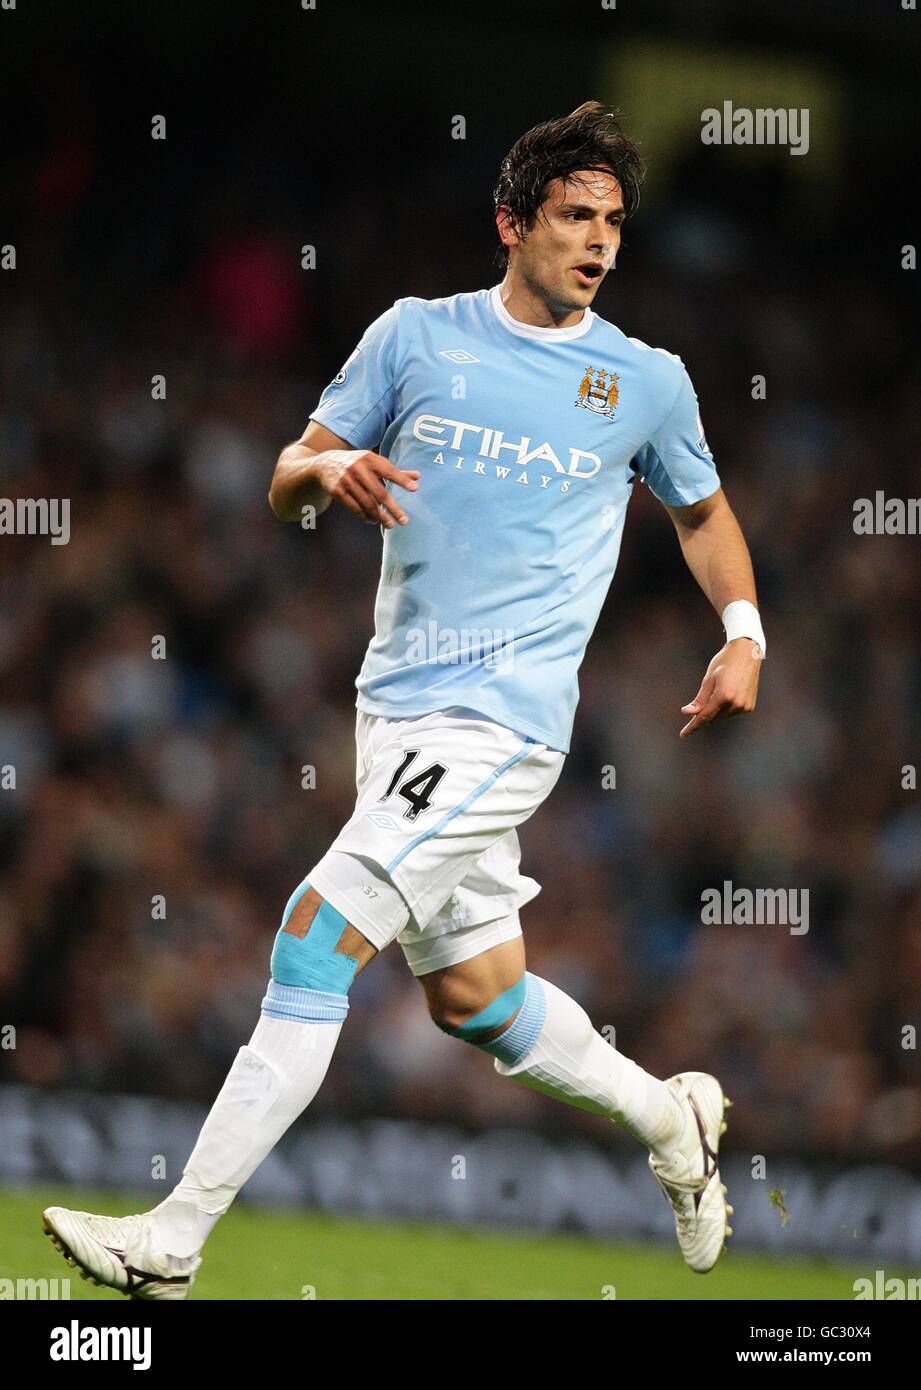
top-left (575, 366), bottom-right (619, 420)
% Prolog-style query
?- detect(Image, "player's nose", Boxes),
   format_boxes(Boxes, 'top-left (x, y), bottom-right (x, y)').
top-left (585, 237), bottom-right (614, 267)
top-left (586, 220), bottom-right (612, 253)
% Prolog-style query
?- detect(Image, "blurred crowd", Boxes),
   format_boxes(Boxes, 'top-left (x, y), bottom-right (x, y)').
top-left (1, 79), bottom-right (920, 1172)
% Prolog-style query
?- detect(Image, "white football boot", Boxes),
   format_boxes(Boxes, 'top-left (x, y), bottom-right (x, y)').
top-left (648, 1071), bottom-right (733, 1273)
top-left (42, 1206), bottom-right (200, 1300)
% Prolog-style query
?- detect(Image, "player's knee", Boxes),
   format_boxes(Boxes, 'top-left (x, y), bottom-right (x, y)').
top-left (268, 877), bottom-right (360, 999)
top-left (429, 972), bottom-right (547, 1065)
top-left (426, 966), bottom-right (522, 1036)
top-left (424, 972), bottom-right (474, 1032)
top-left (428, 990), bottom-right (518, 1038)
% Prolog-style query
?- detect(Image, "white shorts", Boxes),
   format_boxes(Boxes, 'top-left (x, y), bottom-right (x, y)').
top-left (307, 706), bottom-right (565, 976)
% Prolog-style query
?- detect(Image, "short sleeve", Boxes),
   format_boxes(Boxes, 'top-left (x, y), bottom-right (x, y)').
top-left (310, 301), bottom-right (401, 450)
top-left (632, 365), bottom-right (720, 506)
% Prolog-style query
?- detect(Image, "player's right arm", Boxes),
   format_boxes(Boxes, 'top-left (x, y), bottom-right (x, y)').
top-left (268, 419), bottom-right (420, 528)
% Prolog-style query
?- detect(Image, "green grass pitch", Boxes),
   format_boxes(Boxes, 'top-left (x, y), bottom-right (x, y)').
top-left (0, 1184), bottom-right (894, 1300)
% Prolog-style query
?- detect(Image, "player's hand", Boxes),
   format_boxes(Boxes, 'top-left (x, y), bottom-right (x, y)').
top-left (313, 449), bottom-right (420, 528)
top-left (679, 638), bottom-right (763, 737)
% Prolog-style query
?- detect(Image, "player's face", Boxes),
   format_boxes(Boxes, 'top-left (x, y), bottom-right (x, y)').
top-left (511, 170), bottom-right (625, 314)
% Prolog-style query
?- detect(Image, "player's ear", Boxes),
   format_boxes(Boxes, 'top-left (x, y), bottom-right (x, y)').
top-left (495, 205), bottom-right (520, 251)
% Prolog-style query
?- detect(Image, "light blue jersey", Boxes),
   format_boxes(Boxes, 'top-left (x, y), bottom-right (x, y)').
top-left (310, 286), bottom-right (719, 753)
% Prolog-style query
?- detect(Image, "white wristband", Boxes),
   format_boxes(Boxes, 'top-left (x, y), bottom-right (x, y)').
top-left (721, 600), bottom-right (766, 658)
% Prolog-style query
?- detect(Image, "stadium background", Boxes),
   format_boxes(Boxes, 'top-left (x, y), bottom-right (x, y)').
top-left (1, 0), bottom-right (919, 1292)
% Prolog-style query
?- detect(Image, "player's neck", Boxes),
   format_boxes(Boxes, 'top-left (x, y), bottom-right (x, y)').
top-left (496, 275), bottom-right (588, 331)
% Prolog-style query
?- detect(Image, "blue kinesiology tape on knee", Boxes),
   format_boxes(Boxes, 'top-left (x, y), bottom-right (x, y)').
top-left (438, 975), bottom-right (527, 1041)
top-left (270, 879), bottom-right (360, 996)
top-left (479, 973), bottom-right (547, 1064)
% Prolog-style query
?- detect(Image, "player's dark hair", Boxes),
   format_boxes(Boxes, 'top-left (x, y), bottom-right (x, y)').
top-left (492, 101), bottom-right (645, 268)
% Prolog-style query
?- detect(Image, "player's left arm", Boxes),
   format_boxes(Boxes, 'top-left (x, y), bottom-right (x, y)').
top-left (662, 486), bottom-right (763, 738)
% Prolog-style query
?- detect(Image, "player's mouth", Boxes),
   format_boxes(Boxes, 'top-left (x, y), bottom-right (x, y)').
top-left (572, 262), bottom-right (604, 287)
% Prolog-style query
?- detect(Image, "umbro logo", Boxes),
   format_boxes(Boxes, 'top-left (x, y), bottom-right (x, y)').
top-left (439, 349), bottom-right (480, 364)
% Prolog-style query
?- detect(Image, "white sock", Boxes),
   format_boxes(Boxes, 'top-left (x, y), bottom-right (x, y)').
top-left (149, 1006), bottom-right (343, 1258)
top-left (494, 976), bottom-right (683, 1157)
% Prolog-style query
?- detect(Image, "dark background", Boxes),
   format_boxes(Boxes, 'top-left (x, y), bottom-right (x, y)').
top-left (0, 0), bottom-right (919, 1168)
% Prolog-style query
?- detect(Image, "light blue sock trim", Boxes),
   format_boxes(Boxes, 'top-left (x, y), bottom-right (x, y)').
top-left (438, 975), bottom-right (527, 1040)
top-left (385, 736), bottom-right (535, 874)
top-left (261, 979), bottom-right (349, 1024)
top-left (480, 973), bottom-right (546, 1064)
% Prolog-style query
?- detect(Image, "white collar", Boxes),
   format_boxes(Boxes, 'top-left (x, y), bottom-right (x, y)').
top-left (489, 284), bottom-right (595, 342)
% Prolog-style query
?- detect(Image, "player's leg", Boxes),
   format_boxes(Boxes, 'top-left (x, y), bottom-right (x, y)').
top-left (376, 715), bottom-right (685, 1146)
top-left (145, 883), bottom-right (376, 1244)
top-left (418, 939), bottom-right (685, 1150)
top-left (486, 971), bottom-right (734, 1273)
top-left (42, 877), bottom-right (383, 1299)
top-left (410, 909), bottom-right (732, 1273)
top-left (42, 710), bottom-right (409, 1297)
